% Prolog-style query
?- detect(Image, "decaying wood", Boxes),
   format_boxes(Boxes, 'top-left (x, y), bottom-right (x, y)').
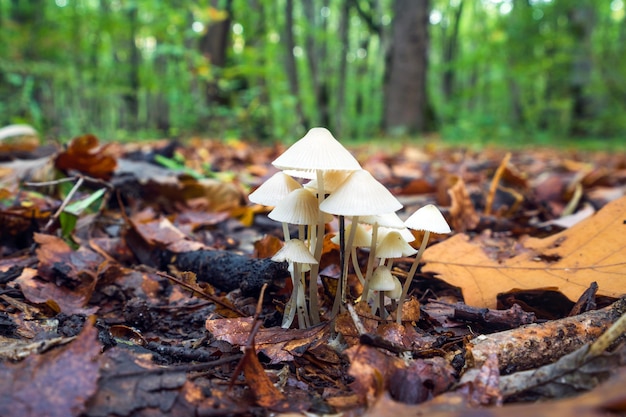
top-left (496, 311), bottom-right (626, 399)
top-left (467, 297), bottom-right (626, 374)
top-left (170, 250), bottom-right (290, 296)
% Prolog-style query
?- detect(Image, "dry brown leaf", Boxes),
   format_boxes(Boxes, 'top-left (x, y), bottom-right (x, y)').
top-left (447, 177), bottom-right (479, 232)
top-left (206, 318), bottom-right (329, 364)
top-left (423, 196), bottom-right (626, 308)
top-left (0, 321), bottom-right (101, 417)
top-left (55, 134), bottom-right (117, 180)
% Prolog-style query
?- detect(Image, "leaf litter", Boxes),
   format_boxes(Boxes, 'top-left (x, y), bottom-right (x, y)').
top-left (0, 132), bottom-right (625, 416)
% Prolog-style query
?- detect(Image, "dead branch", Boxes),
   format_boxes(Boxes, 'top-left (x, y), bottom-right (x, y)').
top-left (467, 297), bottom-right (626, 374)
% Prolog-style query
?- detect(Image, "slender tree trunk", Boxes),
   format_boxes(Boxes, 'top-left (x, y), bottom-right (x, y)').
top-left (284, 0), bottom-right (308, 130)
top-left (442, 1), bottom-right (464, 101)
top-left (303, 0), bottom-right (330, 128)
top-left (383, 0), bottom-right (430, 134)
top-left (335, 1), bottom-right (351, 136)
top-left (199, 0), bottom-right (233, 107)
top-left (567, 2), bottom-right (595, 136)
top-left (124, 4), bottom-right (140, 131)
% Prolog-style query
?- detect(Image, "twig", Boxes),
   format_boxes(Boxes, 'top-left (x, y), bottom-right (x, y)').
top-left (485, 152), bottom-right (511, 215)
top-left (586, 309), bottom-right (626, 357)
top-left (41, 176), bottom-right (84, 233)
top-left (149, 269), bottom-right (246, 317)
top-left (228, 283), bottom-right (268, 391)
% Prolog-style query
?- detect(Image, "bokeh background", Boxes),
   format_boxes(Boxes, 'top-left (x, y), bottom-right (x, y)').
top-left (1, 0), bottom-right (624, 145)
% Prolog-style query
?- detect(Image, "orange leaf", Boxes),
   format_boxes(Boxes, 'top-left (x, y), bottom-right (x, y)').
top-left (423, 196), bottom-right (626, 308)
top-left (55, 134), bottom-right (117, 180)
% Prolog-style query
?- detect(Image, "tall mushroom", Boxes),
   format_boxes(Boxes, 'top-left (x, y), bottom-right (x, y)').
top-left (319, 169), bottom-right (402, 317)
top-left (271, 127), bottom-right (361, 324)
top-left (398, 204), bottom-right (451, 323)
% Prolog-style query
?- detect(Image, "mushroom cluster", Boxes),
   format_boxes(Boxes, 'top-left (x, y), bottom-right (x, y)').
top-left (250, 127), bottom-right (451, 328)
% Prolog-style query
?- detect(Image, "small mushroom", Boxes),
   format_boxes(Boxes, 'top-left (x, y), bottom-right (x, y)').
top-left (397, 204), bottom-right (451, 323)
top-left (368, 266), bottom-right (396, 318)
top-left (272, 239), bottom-right (318, 329)
top-left (268, 188), bottom-right (320, 242)
top-left (248, 171), bottom-right (302, 207)
top-left (358, 212), bottom-right (409, 298)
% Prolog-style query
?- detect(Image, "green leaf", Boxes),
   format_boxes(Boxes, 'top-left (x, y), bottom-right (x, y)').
top-left (63, 188), bottom-right (106, 217)
top-left (154, 154), bottom-right (204, 179)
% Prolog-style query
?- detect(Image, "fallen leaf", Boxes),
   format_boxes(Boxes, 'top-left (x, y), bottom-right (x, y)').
top-left (423, 196), bottom-right (626, 308)
top-left (206, 318), bottom-right (329, 364)
top-left (447, 177), bottom-right (479, 232)
top-left (55, 134), bottom-right (117, 180)
top-left (240, 340), bottom-right (290, 410)
top-left (13, 234), bottom-right (103, 314)
top-left (86, 346), bottom-right (188, 417)
top-left (0, 320), bottom-right (101, 417)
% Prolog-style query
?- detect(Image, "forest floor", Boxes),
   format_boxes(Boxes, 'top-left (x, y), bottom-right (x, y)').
top-left (0, 134), bottom-right (625, 417)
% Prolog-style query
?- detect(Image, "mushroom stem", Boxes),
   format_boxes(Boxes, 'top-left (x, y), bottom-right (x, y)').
top-left (331, 215), bottom-right (346, 317)
top-left (282, 222), bottom-right (291, 242)
top-left (361, 222), bottom-right (379, 301)
top-left (351, 247), bottom-right (365, 285)
top-left (341, 216), bottom-right (360, 303)
top-left (308, 170), bottom-right (325, 325)
top-left (281, 262), bottom-right (298, 328)
top-left (296, 266), bottom-right (310, 328)
top-left (397, 230), bottom-right (430, 324)
top-left (379, 291), bottom-right (386, 319)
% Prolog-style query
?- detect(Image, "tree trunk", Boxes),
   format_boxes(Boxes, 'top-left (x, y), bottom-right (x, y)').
top-left (383, 0), bottom-right (430, 135)
top-left (303, 0), bottom-right (330, 128)
top-left (124, 4), bottom-right (140, 131)
top-left (567, 2), bottom-right (595, 136)
top-left (335, 1), bottom-right (351, 136)
top-left (442, 1), bottom-right (464, 102)
top-left (199, 0), bottom-right (233, 107)
top-left (284, 0), bottom-right (308, 130)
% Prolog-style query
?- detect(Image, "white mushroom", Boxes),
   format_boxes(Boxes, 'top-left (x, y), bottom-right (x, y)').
top-left (397, 204), bottom-right (451, 323)
top-left (272, 239), bottom-right (318, 329)
top-left (320, 169), bottom-right (402, 316)
top-left (271, 127), bottom-right (361, 325)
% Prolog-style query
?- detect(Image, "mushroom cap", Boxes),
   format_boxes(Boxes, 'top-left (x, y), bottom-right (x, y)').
top-left (304, 170), bottom-right (351, 194)
top-left (376, 230), bottom-right (417, 258)
top-left (378, 226), bottom-right (416, 243)
top-left (268, 188), bottom-right (319, 225)
top-left (369, 266), bottom-right (396, 291)
top-left (272, 239), bottom-right (318, 264)
top-left (386, 276), bottom-right (403, 299)
top-left (330, 222), bottom-right (372, 247)
top-left (358, 212), bottom-right (405, 229)
top-left (272, 127), bottom-right (361, 174)
top-left (404, 204), bottom-right (452, 234)
top-left (248, 172), bottom-right (302, 206)
top-left (319, 170), bottom-right (402, 216)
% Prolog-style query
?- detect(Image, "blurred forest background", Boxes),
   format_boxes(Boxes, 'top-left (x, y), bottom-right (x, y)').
top-left (1, 0), bottom-right (625, 144)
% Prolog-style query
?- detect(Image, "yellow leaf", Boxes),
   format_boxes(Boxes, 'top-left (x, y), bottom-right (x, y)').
top-left (423, 196), bottom-right (626, 308)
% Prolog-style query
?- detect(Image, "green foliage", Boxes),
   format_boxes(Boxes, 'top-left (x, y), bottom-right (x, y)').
top-left (0, 0), bottom-right (624, 143)
top-left (59, 188), bottom-right (106, 242)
